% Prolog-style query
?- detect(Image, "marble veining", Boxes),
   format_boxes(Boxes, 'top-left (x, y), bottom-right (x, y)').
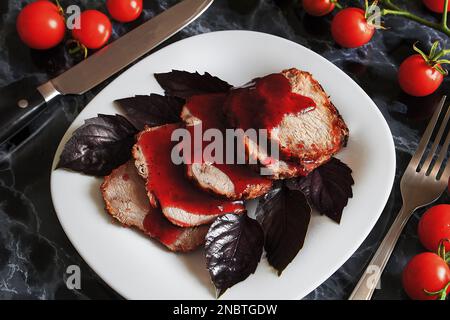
top-left (0, 0), bottom-right (449, 300)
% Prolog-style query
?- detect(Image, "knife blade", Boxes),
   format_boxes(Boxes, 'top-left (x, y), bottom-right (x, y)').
top-left (0, 0), bottom-right (214, 144)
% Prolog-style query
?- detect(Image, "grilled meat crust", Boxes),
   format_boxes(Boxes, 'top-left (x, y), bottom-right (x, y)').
top-left (132, 124), bottom-right (245, 227)
top-left (101, 161), bottom-right (209, 252)
top-left (224, 68), bottom-right (349, 179)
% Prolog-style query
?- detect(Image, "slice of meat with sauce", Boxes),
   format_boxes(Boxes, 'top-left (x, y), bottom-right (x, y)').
top-left (133, 123), bottom-right (245, 227)
top-left (101, 161), bottom-right (209, 252)
top-left (181, 93), bottom-right (273, 200)
top-left (224, 68), bottom-right (349, 179)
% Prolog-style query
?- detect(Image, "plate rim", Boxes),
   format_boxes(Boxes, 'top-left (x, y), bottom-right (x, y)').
top-left (50, 30), bottom-right (396, 300)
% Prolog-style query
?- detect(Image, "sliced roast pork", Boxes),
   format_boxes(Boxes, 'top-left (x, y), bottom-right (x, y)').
top-left (224, 68), bottom-right (349, 179)
top-left (180, 93), bottom-right (273, 200)
top-left (101, 161), bottom-right (209, 252)
top-left (133, 123), bottom-right (245, 227)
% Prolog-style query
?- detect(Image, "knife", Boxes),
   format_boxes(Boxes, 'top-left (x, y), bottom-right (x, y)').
top-left (0, 0), bottom-right (214, 145)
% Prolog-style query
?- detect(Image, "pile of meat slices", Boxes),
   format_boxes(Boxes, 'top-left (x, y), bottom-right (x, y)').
top-left (100, 68), bottom-right (349, 252)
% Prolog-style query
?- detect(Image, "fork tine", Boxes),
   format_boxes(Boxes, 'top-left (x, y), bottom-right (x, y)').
top-left (441, 161), bottom-right (450, 183)
top-left (409, 96), bottom-right (447, 170)
top-left (422, 103), bottom-right (450, 174)
top-left (430, 127), bottom-right (450, 179)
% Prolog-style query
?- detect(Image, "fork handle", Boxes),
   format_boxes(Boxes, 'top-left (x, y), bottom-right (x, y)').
top-left (348, 205), bottom-right (412, 300)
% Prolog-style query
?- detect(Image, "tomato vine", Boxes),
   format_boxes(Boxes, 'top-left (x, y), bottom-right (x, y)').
top-left (376, 0), bottom-right (450, 36)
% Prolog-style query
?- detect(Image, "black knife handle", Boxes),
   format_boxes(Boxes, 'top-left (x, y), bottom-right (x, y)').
top-left (0, 81), bottom-right (59, 144)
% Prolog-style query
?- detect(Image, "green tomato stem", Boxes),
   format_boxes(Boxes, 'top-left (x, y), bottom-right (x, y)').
top-left (424, 281), bottom-right (450, 300)
top-left (379, 0), bottom-right (450, 36)
top-left (443, 0), bottom-right (449, 31)
top-left (381, 9), bottom-right (444, 31)
top-left (379, 0), bottom-right (401, 11)
top-left (333, 1), bottom-right (343, 10)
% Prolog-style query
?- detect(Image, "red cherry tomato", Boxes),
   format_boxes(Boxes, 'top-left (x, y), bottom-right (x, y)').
top-left (302, 0), bottom-right (335, 17)
top-left (107, 0), bottom-right (143, 22)
top-left (423, 0), bottom-right (450, 13)
top-left (402, 252), bottom-right (450, 300)
top-left (418, 204), bottom-right (450, 252)
top-left (16, 0), bottom-right (65, 50)
top-left (72, 10), bottom-right (112, 50)
top-left (331, 8), bottom-right (375, 48)
top-left (398, 54), bottom-right (444, 97)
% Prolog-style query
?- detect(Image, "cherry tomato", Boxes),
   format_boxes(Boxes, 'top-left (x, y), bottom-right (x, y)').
top-left (418, 204), bottom-right (450, 252)
top-left (398, 54), bottom-right (443, 97)
top-left (16, 1), bottom-right (65, 50)
top-left (72, 10), bottom-right (112, 50)
top-left (402, 252), bottom-right (450, 300)
top-left (302, 0), bottom-right (335, 17)
top-left (331, 8), bottom-right (375, 48)
top-left (423, 0), bottom-right (450, 13)
top-left (107, 0), bottom-right (143, 23)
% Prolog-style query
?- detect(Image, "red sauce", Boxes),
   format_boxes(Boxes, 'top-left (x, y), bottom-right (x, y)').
top-left (143, 209), bottom-right (181, 247)
top-left (185, 94), bottom-right (271, 195)
top-left (121, 174), bottom-right (129, 181)
top-left (225, 73), bottom-right (316, 130)
top-left (186, 94), bottom-right (228, 129)
top-left (138, 123), bottom-right (244, 215)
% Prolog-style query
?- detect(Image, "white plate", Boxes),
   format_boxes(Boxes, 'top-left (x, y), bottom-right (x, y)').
top-left (50, 31), bottom-right (396, 300)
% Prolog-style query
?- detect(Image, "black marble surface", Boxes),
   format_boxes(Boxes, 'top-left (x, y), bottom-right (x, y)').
top-left (0, 0), bottom-right (449, 300)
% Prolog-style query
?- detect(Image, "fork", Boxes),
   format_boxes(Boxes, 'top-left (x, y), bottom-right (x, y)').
top-left (349, 96), bottom-right (450, 300)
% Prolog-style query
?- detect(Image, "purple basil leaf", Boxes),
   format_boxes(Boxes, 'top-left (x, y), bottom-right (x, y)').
top-left (286, 157), bottom-right (354, 223)
top-left (154, 70), bottom-right (232, 99)
top-left (115, 94), bottom-right (184, 130)
top-left (205, 213), bottom-right (264, 297)
top-left (255, 185), bottom-right (311, 275)
top-left (56, 114), bottom-right (138, 176)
